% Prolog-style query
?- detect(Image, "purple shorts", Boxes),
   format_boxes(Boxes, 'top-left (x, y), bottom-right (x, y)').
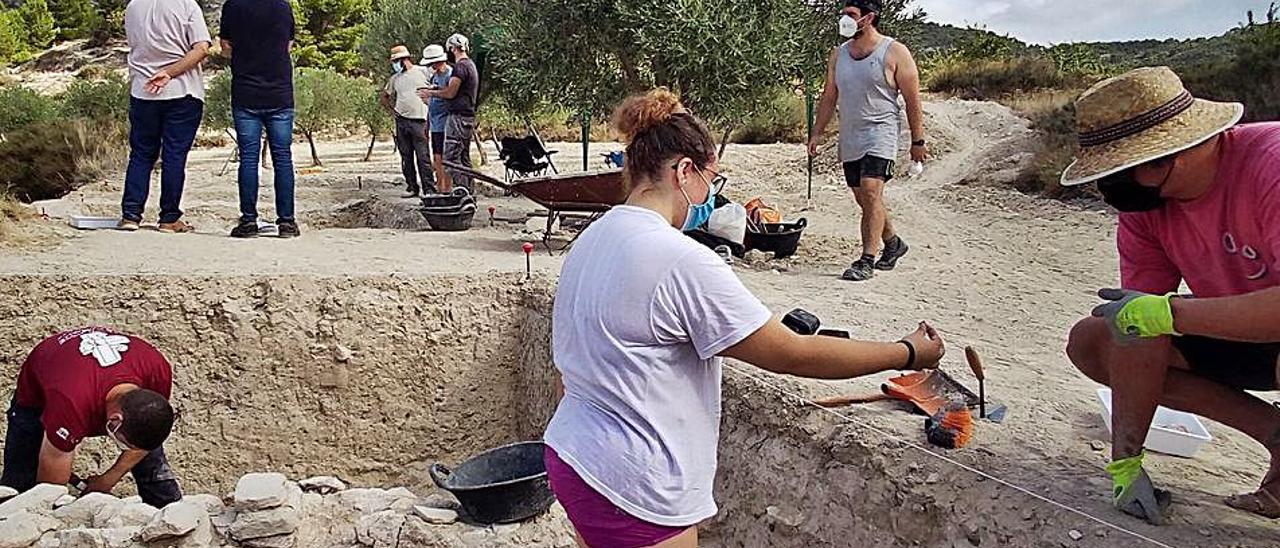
top-left (544, 446), bottom-right (689, 548)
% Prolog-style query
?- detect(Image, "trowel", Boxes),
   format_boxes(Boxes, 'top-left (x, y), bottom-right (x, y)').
top-left (964, 346), bottom-right (1008, 423)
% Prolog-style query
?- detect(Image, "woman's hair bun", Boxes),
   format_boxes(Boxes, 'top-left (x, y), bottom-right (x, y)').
top-left (612, 88), bottom-right (685, 142)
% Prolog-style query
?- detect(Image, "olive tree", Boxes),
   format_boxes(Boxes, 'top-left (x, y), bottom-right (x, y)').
top-left (353, 78), bottom-right (392, 161)
top-left (293, 68), bottom-right (356, 166)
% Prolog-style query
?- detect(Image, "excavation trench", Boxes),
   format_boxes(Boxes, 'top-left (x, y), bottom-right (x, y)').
top-left (0, 274), bottom-right (1122, 547)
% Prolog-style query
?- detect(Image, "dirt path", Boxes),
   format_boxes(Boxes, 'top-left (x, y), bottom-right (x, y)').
top-left (2, 98), bottom-right (1276, 546)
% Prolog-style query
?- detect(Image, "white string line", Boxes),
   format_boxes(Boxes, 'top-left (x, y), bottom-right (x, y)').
top-left (723, 364), bottom-right (1179, 548)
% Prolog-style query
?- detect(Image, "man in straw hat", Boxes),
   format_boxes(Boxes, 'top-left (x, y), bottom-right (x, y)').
top-left (381, 44), bottom-right (437, 198)
top-left (1064, 66), bottom-right (1280, 523)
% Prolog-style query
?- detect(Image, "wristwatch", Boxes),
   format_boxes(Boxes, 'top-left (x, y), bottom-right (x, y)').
top-left (911, 139), bottom-right (926, 147)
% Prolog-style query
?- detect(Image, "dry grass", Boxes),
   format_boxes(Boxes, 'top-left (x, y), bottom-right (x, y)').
top-left (998, 89), bottom-right (1100, 199)
top-left (0, 193), bottom-right (35, 245)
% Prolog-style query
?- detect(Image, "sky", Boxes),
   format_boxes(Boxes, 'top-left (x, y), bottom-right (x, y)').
top-left (914, 0), bottom-right (1273, 44)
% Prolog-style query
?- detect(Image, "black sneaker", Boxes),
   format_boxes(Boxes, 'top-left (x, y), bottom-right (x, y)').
top-left (230, 220), bottom-right (259, 238)
top-left (401, 187), bottom-right (421, 199)
top-left (875, 236), bottom-right (910, 271)
top-left (277, 220), bottom-right (300, 238)
top-left (841, 255), bottom-right (876, 281)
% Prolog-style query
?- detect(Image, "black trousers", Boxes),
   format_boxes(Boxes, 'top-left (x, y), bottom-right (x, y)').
top-left (394, 115), bottom-right (436, 194)
top-left (1, 399), bottom-right (182, 507)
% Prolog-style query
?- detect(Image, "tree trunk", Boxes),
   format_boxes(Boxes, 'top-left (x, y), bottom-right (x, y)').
top-left (364, 132), bottom-right (376, 162)
top-left (306, 132), bottom-right (322, 167)
top-left (718, 125), bottom-right (734, 159)
top-left (473, 131), bottom-right (488, 165)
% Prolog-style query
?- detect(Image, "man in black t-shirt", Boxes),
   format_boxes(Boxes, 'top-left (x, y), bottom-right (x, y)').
top-left (220, 0), bottom-right (300, 239)
top-left (419, 33), bottom-right (480, 191)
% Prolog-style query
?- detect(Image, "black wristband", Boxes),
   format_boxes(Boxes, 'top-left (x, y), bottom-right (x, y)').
top-left (898, 339), bottom-right (916, 370)
top-left (911, 139), bottom-right (926, 147)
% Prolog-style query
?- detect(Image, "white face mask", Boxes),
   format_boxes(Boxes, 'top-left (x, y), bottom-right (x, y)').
top-left (839, 14), bottom-right (860, 37)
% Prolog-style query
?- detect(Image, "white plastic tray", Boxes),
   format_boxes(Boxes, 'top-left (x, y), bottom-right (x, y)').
top-left (1097, 388), bottom-right (1212, 458)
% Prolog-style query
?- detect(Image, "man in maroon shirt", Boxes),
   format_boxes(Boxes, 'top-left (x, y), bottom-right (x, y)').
top-left (2, 327), bottom-right (181, 506)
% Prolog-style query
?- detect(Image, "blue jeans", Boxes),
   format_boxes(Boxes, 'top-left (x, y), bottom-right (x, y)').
top-left (122, 96), bottom-right (204, 223)
top-left (1, 398), bottom-right (182, 507)
top-left (234, 107), bottom-right (296, 223)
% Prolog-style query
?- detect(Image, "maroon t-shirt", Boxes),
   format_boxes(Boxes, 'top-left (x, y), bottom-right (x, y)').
top-left (14, 327), bottom-right (173, 452)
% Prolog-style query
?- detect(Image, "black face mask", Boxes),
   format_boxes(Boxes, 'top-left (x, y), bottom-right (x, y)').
top-left (1097, 169), bottom-right (1165, 212)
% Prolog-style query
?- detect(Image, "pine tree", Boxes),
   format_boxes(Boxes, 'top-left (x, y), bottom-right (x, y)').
top-left (49, 0), bottom-right (99, 41)
top-left (19, 0), bottom-right (56, 49)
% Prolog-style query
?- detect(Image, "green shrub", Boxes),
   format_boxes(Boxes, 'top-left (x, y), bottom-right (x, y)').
top-left (0, 9), bottom-right (32, 65)
top-left (202, 71), bottom-right (233, 133)
top-left (19, 0), bottom-right (56, 50)
top-left (353, 79), bottom-right (391, 161)
top-left (0, 86), bottom-right (59, 134)
top-left (50, 0), bottom-right (100, 41)
top-left (0, 119), bottom-right (126, 202)
top-left (59, 74), bottom-right (129, 123)
top-left (1182, 22), bottom-right (1280, 122)
top-left (926, 55), bottom-right (1066, 98)
top-left (732, 90), bottom-right (807, 144)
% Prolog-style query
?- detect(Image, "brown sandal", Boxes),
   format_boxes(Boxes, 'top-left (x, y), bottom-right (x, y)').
top-left (1226, 488), bottom-right (1280, 519)
top-left (157, 220), bottom-right (195, 234)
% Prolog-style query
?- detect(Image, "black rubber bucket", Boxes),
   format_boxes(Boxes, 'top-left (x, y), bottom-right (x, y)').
top-left (420, 204), bottom-right (476, 231)
top-left (744, 218), bottom-right (807, 259)
top-left (420, 188), bottom-right (475, 209)
top-left (430, 441), bottom-right (555, 524)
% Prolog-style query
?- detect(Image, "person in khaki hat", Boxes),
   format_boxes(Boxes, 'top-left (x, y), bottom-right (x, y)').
top-left (380, 44), bottom-right (436, 198)
top-left (1064, 66), bottom-right (1280, 523)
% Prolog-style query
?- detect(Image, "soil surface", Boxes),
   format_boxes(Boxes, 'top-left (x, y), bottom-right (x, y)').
top-left (1, 98), bottom-right (1277, 547)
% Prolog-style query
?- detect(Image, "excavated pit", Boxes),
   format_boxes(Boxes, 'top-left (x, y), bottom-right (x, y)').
top-left (0, 274), bottom-right (1130, 547)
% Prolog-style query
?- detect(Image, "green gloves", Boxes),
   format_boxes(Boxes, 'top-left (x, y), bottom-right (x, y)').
top-left (1091, 288), bottom-right (1180, 341)
top-left (1105, 452), bottom-right (1171, 524)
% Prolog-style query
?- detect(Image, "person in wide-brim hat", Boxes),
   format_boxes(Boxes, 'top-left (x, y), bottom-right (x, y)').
top-left (1064, 66), bottom-right (1280, 524)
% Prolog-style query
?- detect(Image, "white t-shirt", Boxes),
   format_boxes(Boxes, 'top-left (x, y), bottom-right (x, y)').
top-left (543, 205), bottom-right (773, 526)
top-left (384, 66), bottom-right (431, 120)
top-left (124, 0), bottom-right (211, 101)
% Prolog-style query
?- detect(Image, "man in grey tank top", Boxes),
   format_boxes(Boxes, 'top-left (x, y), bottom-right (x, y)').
top-left (809, 0), bottom-right (927, 282)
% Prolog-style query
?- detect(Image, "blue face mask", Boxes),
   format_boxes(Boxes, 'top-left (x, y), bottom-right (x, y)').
top-left (680, 169), bottom-right (718, 232)
top-left (391, 62), bottom-right (404, 74)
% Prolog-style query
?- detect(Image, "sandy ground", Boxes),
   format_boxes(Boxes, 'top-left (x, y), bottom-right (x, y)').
top-left (1, 98), bottom-right (1277, 546)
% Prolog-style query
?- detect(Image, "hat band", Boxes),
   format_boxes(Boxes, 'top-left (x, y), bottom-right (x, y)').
top-left (1078, 91), bottom-right (1194, 147)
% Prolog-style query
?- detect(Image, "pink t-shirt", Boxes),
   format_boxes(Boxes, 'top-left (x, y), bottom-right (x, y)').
top-left (1120, 123), bottom-right (1280, 297)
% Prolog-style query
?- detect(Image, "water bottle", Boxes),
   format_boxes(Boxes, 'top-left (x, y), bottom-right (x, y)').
top-left (909, 161), bottom-right (925, 178)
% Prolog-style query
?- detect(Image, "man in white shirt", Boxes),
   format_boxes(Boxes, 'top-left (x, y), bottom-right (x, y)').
top-left (119, 0), bottom-right (211, 233)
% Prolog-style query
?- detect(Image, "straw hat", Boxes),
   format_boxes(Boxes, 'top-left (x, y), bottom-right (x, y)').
top-left (420, 44), bottom-right (447, 65)
top-left (389, 45), bottom-right (412, 61)
top-left (1060, 67), bottom-right (1243, 187)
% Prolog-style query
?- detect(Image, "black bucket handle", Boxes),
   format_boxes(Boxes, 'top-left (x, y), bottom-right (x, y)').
top-left (794, 217), bottom-right (808, 230)
top-left (430, 464), bottom-right (453, 490)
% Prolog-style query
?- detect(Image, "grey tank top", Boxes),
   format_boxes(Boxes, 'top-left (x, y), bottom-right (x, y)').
top-left (835, 37), bottom-right (902, 163)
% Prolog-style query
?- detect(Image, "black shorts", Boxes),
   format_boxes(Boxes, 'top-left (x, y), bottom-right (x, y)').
top-left (431, 132), bottom-right (445, 156)
top-left (843, 155), bottom-right (895, 188)
top-left (1173, 336), bottom-right (1280, 390)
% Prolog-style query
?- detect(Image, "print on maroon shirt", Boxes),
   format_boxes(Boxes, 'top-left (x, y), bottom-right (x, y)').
top-left (14, 327), bottom-right (173, 452)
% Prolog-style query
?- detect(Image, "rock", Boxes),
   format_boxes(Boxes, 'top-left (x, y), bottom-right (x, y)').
top-left (298, 476), bottom-right (346, 495)
top-left (1068, 529), bottom-right (1084, 541)
top-left (333, 345), bottom-right (353, 363)
top-left (54, 495), bottom-right (77, 508)
top-left (120, 497), bottom-right (142, 505)
top-left (0, 484), bottom-right (69, 518)
top-left (55, 493), bottom-right (124, 529)
top-left (355, 510), bottom-right (405, 548)
top-left (0, 486), bottom-right (18, 500)
top-left (411, 505), bottom-right (457, 525)
top-left (103, 502), bottom-right (158, 528)
top-left (417, 494), bottom-right (458, 511)
top-left (241, 534), bottom-right (295, 548)
top-left (336, 489), bottom-right (402, 514)
top-left (54, 527), bottom-right (141, 548)
top-left (233, 473), bottom-right (290, 512)
top-left (396, 517), bottom-right (452, 548)
top-left (0, 510), bottom-right (61, 548)
top-left (924, 473), bottom-right (941, 484)
top-left (492, 523), bottom-right (520, 536)
top-left (181, 494), bottom-right (225, 517)
top-left (138, 501), bottom-right (204, 541)
top-left (227, 487), bottom-right (300, 544)
top-left (34, 531), bottom-right (59, 548)
top-left (1089, 440), bottom-right (1106, 451)
top-left (763, 505), bottom-right (803, 528)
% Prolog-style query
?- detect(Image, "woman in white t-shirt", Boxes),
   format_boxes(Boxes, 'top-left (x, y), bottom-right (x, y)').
top-left (543, 89), bottom-right (946, 548)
